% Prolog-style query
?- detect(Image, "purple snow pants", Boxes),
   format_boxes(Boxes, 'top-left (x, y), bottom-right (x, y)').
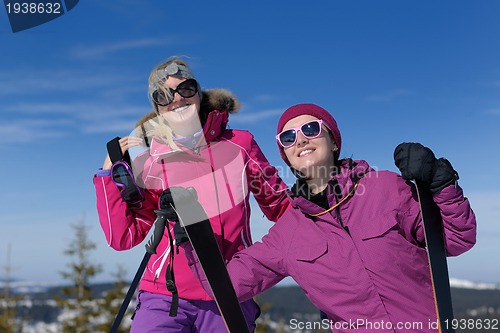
top-left (130, 291), bottom-right (260, 332)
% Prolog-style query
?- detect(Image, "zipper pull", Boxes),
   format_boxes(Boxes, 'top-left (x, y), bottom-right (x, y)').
top-left (343, 225), bottom-right (350, 235)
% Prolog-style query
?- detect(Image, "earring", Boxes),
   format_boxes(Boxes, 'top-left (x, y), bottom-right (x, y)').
top-left (333, 147), bottom-right (338, 152)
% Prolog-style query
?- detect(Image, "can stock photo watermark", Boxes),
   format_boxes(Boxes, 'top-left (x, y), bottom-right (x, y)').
top-left (3, 0), bottom-right (79, 33)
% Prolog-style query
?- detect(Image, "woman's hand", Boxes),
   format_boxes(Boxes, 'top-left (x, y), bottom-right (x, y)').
top-left (102, 136), bottom-right (143, 170)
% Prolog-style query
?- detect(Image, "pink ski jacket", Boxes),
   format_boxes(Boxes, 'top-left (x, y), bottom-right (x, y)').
top-left (186, 159), bottom-right (476, 332)
top-left (94, 90), bottom-right (290, 301)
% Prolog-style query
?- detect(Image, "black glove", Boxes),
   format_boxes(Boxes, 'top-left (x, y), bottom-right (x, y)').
top-left (394, 142), bottom-right (458, 194)
top-left (159, 186), bottom-right (208, 246)
top-left (431, 157), bottom-right (459, 193)
top-left (173, 221), bottom-right (189, 246)
top-left (160, 186), bottom-right (199, 211)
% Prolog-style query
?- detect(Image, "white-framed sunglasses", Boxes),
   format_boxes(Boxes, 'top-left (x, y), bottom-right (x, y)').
top-left (276, 120), bottom-right (325, 148)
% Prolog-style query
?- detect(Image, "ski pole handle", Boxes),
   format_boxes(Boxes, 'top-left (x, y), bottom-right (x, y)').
top-left (146, 211), bottom-right (168, 254)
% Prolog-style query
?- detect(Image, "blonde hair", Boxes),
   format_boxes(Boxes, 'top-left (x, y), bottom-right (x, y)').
top-left (135, 110), bottom-right (181, 151)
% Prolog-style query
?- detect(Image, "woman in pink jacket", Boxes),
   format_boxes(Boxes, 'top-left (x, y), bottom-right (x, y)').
top-left (93, 58), bottom-right (290, 332)
top-left (174, 103), bottom-right (476, 332)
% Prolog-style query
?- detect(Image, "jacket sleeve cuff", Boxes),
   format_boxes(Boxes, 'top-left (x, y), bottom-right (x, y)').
top-left (96, 168), bottom-right (112, 177)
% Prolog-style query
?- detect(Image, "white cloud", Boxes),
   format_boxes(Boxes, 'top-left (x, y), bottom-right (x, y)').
top-left (365, 89), bottom-right (415, 102)
top-left (485, 108), bottom-right (500, 115)
top-left (82, 119), bottom-right (138, 134)
top-left (0, 102), bottom-right (149, 144)
top-left (466, 191), bottom-right (500, 237)
top-left (230, 108), bottom-right (284, 124)
top-left (0, 119), bottom-right (72, 143)
top-left (70, 37), bottom-right (176, 59)
top-left (0, 70), bottom-right (139, 95)
top-left (6, 102), bottom-right (146, 117)
top-left (0, 69), bottom-right (148, 141)
top-left (251, 94), bottom-right (280, 103)
top-left (482, 80), bottom-right (500, 87)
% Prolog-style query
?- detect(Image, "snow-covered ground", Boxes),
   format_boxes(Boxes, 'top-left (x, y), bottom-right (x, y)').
top-left (450, 278), bottom-right (500, 290)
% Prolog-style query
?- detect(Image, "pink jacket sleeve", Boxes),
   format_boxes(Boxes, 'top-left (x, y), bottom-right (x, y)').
top-left (246, 135), bottom-right (291, 222)
top-left (93, 174), bottom-right (158, 250)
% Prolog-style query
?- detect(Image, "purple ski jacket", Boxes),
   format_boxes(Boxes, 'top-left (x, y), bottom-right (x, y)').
top-left (94, 90), bottom-right (290, 301)
top-left (185, 159), bottom-right (476, 332)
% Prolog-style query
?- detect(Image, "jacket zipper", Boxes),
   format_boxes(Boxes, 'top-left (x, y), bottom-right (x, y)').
top-left (332, 179), bottom-right (351, 236)
top-left (335, 205), bottom-right (351, 236)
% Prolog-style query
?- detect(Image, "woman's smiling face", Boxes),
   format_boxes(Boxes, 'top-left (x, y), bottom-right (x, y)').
top-left (282, 114), bottom-right (337, 179)
top-left (158, 76), bottom-right (202, 137)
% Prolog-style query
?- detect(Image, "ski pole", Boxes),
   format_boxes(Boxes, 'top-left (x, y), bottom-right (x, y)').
top-left (109, 210), bottom-right (169, 333)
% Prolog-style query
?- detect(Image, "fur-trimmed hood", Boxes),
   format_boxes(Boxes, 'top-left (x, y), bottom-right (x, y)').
top-left (200, 89), bottom-right (240, 116)
top-left (135, 89), bottom-right (240, 147)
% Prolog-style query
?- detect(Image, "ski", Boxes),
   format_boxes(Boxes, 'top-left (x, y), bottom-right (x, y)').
top-left (415, 182), bottom-right (455, 333)
top-left (172, 193), bottom-right (251, 333)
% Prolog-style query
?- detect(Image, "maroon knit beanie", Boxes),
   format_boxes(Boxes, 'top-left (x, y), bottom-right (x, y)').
top-left (276, 103), bottom-right (342, 166)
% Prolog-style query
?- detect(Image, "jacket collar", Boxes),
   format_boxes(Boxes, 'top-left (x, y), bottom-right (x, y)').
top-left (149, 108), bottom-right (228, 157)
top-left (289, 159), bottom-right (372, 215)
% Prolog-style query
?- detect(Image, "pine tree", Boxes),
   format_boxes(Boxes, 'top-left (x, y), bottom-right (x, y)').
top-left (56, 218), bottom-right (102, 333)
top-left (94, 265), bottom-right (133, 333)
top-left (255, 299), bottom-right (272, 333)
top-left (0, 243), bottom-right (19, 333)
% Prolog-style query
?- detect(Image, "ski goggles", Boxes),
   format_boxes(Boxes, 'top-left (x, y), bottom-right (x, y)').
top-left (276, 119), bottom-right (325, 148)
top-left (111, 161), bottom-right (144, 205)
top-left (152, 78), bottom-right (199, 107)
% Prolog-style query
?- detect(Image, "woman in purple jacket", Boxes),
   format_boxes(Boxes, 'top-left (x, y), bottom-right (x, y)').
top-left (171, 103), bottom-right (476, 332)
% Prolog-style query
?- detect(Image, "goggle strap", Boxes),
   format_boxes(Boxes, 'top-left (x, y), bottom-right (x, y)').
top-left (106, 136), bottom-right (132, 165)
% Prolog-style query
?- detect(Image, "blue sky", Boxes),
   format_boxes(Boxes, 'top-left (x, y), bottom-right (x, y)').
top-left (1, 1), bottom-right (499, 285)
